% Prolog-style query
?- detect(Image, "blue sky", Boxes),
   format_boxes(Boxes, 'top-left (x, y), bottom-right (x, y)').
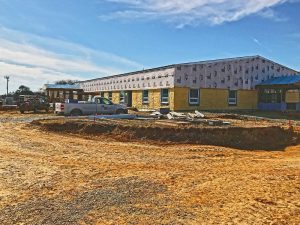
top-left (0, 0), bottom-right (299, 93)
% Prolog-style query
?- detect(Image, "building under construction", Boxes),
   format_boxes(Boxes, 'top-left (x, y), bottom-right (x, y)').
top-left (75, 55), bottom-right (299, 111)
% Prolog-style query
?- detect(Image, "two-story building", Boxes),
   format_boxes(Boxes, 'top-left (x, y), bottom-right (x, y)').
top-left (77, 55), bottom-right (299, 111)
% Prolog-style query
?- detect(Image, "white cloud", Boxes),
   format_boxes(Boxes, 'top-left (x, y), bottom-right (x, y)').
top-left (252, 38), bottom-right (261, 46)
top-left (258, 8), bottom-right (288, 21)
top-left (0, 27), bottom-right (142, 94)
top-left (0, 62), bottom-right (83, 93)
top-left (101, 0), bottom-right (291, 26)
top-left (252, 37), bottom-right (272, 53)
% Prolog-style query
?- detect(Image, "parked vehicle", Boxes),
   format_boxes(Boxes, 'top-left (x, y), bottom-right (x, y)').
top-left (19, 95), bottom-right (50, 113)
top-left (55, 96), bottom-right (128, 116)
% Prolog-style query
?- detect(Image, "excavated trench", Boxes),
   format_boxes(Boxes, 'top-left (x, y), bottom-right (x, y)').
top-left (32, 120), bottom-right (300, 150)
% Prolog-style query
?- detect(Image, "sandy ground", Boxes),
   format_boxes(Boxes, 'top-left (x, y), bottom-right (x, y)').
top-left (0, 112), bottom-right (299, 224)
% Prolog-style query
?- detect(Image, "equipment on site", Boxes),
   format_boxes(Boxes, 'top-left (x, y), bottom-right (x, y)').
top-left (19, 95), bottom-right (50, 113)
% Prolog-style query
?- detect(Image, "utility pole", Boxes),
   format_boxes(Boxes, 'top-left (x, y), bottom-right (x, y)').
top-left (4, 76), bottom-right (10, 96)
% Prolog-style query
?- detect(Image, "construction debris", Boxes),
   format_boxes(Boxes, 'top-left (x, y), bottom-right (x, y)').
top-left (133, 110), bottom-right (231, 126)
top-left (169, 112), bottom-right (187, 119)
top-left (138, 109), bottom-right (156, 112)
top-left (150, 111), bottom-right (163, 118)
top-left (88, 114), bottom-right (137, 120)
top-left (166, 113), bottom-right (174, 120)
top-left (163, 110), bottom-right (231, 126)
top-left (195, 110), bottom-right (205, 118)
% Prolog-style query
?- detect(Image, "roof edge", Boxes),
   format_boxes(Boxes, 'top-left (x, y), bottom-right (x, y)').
top-left (77, 55), bottom-right (298, 83)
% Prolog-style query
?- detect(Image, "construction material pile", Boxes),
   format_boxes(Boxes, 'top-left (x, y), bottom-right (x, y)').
top-left (148, 110), bottom-right (231, 126)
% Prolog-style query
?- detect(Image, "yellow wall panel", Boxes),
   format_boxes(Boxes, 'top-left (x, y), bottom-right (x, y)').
top-left (173, 87), bottom-right (200, 111)
top-left (101, 88), bottom-right (257, 111)
top-left (174, 87), bottom-right (258, 111)
top-left (132, 90), bottom-right (143, 109)
top-left (237, 90), bottom-right (258, 109)
top-left (200, 89), bottom-right (229, 110)
top-left (286, 91), bottom-right (300, 103)
top-left (130, 88), bottom-right (174, 110)
top-left (150, 89), bottom-right (160, 109)
top-left (112, 91), bottom-right (120, 104)
top-left (169, 88), bottom-right (175, 110)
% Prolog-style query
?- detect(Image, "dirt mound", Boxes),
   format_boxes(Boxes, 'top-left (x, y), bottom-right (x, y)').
top-left (33, 120), bottom-right (300, 150)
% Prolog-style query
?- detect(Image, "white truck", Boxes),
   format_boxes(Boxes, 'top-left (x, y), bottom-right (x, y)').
top-left (55, 96), bottom-right (128, 116)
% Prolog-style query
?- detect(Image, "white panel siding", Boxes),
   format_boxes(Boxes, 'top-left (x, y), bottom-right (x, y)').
top-left (78, 56), bottom-right (298, 92)
top-left (174, 56), bottom-right (297, 90)
top-left (79, 67), bottom-right (175, 92)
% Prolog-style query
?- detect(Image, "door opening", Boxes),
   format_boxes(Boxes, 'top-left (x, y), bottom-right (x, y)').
top-left (126, 91), bottom-right (132, 107)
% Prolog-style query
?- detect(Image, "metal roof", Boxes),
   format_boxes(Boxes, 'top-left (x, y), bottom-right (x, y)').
top-left (45, 84), bottom-right (82, 90)
top-left (257, 75), bottom-right (300, 86)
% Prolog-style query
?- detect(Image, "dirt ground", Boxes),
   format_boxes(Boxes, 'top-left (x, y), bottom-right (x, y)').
top-left (0, 112), bottom-right (299, 224)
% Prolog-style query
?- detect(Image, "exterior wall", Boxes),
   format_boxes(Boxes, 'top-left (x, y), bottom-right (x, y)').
top-left (134, 89), bottom-right (174, 110)
top-left (174, 56), bottom-right (297, 90)
top-left (174, 87), bottom-right (257, 111)
top-left (80, 56), bottom-right (297, 94)
top-left (286, 90), bottom-right (300, 103)
top-left (200, 89), bottom-right (229, 110)
top-left (132, 90), bottom-right (143, 109)
top-left (112, 91), bottom-right (120, 104)
top-left (174, 87), bottom-right (201, 111)
top-left (102, 89), bottom-right (175, 110)
top-left (148, 89), bottom-right (163, 109)
top-left (77, 56), bottom-right (297, 111)
top-left (169, 89), bottom-right (175, 110)
top-left (258, 103), bottom-right (287, 111)
top-left (79, 67), bottom-right (175, 93)
top-left (237, 90), bottom-right (258, 109)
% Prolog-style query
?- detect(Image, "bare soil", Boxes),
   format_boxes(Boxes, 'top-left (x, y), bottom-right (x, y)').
top-left (34, 119), bottom-right (299, 150)
top-left (0, 112), bottom-right (299, 224)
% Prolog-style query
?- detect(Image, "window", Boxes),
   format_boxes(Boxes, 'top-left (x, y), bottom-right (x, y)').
top-left (119, 91), bottom-right (125, 104)
top-left (189, 89), bottom-right (199, 105)
top-left (108, 91), bottom-right (112, 101)
top-left (161, 89), bottom-right (169, 105)
top-left (99, 98), bottom-right (112, 105)
top-left (259, 89), bottom-right (282, 103)
top-left (100, 92), bottom-right (104, 98)
top-left (142, 90), bottom-right (149, 104)
top-left (228, 90), bottom-right (237, 106)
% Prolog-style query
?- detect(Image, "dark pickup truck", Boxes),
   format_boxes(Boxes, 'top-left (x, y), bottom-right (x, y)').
top-left (19, 95), bottom-right (50, 113)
